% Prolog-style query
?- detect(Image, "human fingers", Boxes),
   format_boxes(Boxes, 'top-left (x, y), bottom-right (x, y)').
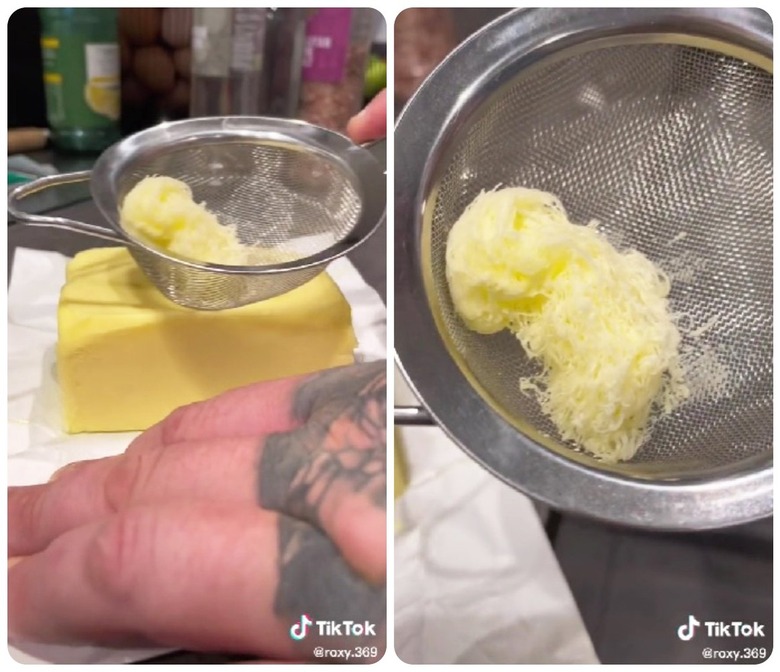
top-left (9, 436), bottom-right (245, 558)
top-left (127, 372), bottom-right (308, 454)
top-left (10, 433), bottom-right (384, 584)
top-left (8, 501), bottom-right (385, 659)
top-left (129, 362), bottom-right (383, 455)
top-left (258, 361), bottom-right (386, 584)
top-left (11, 362), bottom-right (386, 577)
top-left (346, 89), bottom-right (387, 144)
top-left (133, 360), bottom-right (387, 584)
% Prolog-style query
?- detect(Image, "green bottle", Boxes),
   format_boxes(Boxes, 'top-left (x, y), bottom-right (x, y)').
top-left (39, 8), bottom-right (121, 152)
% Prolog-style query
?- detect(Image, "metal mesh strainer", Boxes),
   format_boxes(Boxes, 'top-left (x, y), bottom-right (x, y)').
top-left (395, 8), bottom-right (773, 529)
top-left (9, 117), bottom-right (385, 310)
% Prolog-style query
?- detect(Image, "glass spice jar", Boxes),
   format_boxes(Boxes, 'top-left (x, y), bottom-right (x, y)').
top-left (189, 7), bottom-right (271, 117)
top-left (296, 8), bottom-right (379, 134)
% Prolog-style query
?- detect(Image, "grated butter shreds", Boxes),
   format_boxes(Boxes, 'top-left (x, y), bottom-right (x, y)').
top-left (120, 176), bottom-right (297, 267)
top-left (445, 187), bottom-right (689, 463)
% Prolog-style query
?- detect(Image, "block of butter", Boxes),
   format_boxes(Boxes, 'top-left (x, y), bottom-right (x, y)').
top-left (58, 247), bottom-right (358, 433)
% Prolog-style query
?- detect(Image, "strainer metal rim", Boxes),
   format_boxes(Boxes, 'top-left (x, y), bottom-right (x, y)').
top-left (90, 116), bottom-right (387, 274)
top-left (394, 7), bottom-right (773, 530)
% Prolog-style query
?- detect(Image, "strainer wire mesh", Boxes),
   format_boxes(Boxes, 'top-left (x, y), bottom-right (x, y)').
top-left (428, 42), bottom-right (772, 479)
top-left (116, 138), bottom-right (363, 310)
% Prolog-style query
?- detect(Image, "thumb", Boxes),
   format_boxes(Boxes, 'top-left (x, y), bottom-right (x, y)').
top-left (346, 90), bottom-right (387, 144)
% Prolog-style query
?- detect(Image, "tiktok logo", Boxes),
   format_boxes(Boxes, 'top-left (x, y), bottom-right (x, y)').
top-left (290, 614), bottom-right (313, 641)
top-left (677, 615), bottom-right (700, 641)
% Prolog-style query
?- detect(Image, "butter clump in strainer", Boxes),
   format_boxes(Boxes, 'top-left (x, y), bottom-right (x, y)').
top-left (120, 176), bottom-right (295, 266)
top-left (445, 186), bottom-right (689, 463)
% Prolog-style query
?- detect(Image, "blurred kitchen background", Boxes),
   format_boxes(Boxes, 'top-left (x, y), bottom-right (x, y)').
top-left (8, 8), bottom-right (386, 176)
top-left (394, 8), bottom-right (772, 665)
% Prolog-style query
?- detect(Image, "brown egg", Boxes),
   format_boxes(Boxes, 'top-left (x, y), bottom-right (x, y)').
top-left (121, 76), bottom-right (151, 106)
top-left (162, 78), bottom-right (191, 114)
top-left (119, 8), bottom-right (162, 46)
top-left (161, 9), bottom-right (193, 49)
top-left (133, 46), bottom-right (176, 94)
top-left (173, 48), bottom-right (192, 79)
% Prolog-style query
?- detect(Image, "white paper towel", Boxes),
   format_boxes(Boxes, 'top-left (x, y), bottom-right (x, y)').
top-left (6, 247), bottom-right (387, 664)
top-left (394, 367), bottom-right (599, 664)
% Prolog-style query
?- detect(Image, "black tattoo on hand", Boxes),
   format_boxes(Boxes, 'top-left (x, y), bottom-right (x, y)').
top-left (259, 360), bottom-right (386, 526)
top-left (258, 361), bottom-right (387, 655)
top-left (274, 516), bottom-right (385, 644)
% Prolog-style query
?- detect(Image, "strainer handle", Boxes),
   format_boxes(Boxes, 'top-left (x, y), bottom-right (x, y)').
top-left (8, 170), bottom-right (124, 244)
top-left (394, 406), bottom-right (435, 426)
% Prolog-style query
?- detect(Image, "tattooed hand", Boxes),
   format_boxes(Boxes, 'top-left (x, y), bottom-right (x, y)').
top-left (8, 361), bottom-right (387, 661)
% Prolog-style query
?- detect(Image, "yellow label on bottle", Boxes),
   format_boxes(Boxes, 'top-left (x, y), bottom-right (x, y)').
top-left (83, 44), bottom-right (120, 120)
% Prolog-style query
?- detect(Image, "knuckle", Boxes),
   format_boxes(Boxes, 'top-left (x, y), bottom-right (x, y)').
top-left (160, 399), bottom-right (208, 446)
top-left (159, 403), bottom-right (192, 446)
top-left (12, 486), bottom-right (49, 546)
top-left (86, 510), bottom-right (152, 604)
top-left (103, 452), bottom-right (153, 512)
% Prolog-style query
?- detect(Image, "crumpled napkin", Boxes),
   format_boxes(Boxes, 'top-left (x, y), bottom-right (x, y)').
top-left (394, 367), bottom-right (599, 664)
top-left (7, 247), bottom-right (387, 664)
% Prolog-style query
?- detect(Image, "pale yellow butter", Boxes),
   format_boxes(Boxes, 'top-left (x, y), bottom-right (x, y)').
top-left (58, 247), bottom-right (357, 433)
top-left (120, 175), bottom-right (297, 266)
top-left (446, 187), bottom-right (688, 463)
